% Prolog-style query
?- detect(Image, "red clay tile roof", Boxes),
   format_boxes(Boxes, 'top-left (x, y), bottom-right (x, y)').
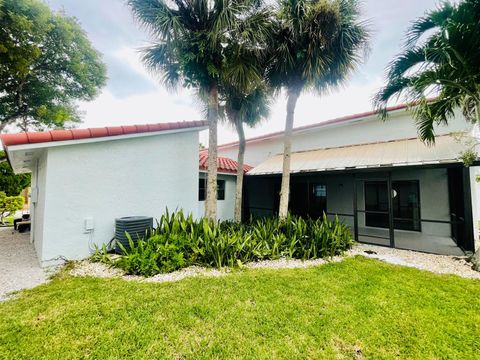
top-left (199, 151), bottom-right (253, 174)
top-left (0, 121), bottom-right (207, 147)
top-left (218, 103), bottom-right (413, 149)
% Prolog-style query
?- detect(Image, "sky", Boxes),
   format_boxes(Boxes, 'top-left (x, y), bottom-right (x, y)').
top-left (46, 0), bottom-right (439, 145)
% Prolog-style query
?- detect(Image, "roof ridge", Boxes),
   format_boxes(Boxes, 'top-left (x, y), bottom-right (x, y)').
top-left (218, 102), bottom-right (419, 149)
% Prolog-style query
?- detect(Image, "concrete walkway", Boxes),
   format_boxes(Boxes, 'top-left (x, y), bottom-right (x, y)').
top-left (0, 227), bottom-right (47, 301)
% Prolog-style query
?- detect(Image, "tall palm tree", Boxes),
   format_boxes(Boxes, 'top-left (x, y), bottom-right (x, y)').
top-left (128, 0), bottom-right (270, 221)
top-left (269, 0), bottom-right (369, 219)
top-left (374, 0), bottom-right (480, 143)
top-left (223, 86), bottom-right (271, 222)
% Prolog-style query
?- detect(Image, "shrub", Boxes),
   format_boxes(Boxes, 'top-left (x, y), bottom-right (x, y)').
top-left (114, 233), bottom-right (187, 276)
top-left (94, 210), bottom-right (353, 277)
top-left (0, 192), bottom-right (24, 224)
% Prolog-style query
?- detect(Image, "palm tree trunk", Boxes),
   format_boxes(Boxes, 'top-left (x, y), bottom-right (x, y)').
top-left (278, 88), bottom-right (301, 219)
top-left (205, 83), bottom-right (219, 221)
top-left (234, 116), bottom-right (246, 222)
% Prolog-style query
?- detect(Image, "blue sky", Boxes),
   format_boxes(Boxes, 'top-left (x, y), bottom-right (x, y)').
top-left (46, 0), bottom-right (438, 144)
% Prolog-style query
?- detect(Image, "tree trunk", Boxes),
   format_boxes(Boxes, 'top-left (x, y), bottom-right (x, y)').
top-left (205, 84), bottom-right (219, 221)
top-left (234, 116), bottom-right (246, 222)
top-left (278, 88), bottom-right (301, 220)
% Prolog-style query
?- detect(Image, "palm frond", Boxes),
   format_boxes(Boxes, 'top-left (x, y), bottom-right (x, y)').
top-left (405, 2), bottom-right (454, 47)
top-left (141, 43), bottom-right (181, 89)
top-left (128, 0), bottom-right (183, 39)
top-left (373, 76), bottom-right (412, 119)
top-left (374, 0), bottom-right (480, 143)
top-left (413, 97), bottom-right (456, 143)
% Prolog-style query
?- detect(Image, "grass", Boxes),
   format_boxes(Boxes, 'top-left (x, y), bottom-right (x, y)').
top-left (0, 257), bottom-right (479, 359)
top-left (0, 216), bottom-right (14, 226)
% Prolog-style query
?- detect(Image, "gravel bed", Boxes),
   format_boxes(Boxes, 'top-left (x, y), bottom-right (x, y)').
top-left (70, 262), bottom-right (230, 283)
top-left (245, 256), bottom-right (344, 269)
top-left (0, 228), bottom-right (48, 301)
top-left (349, 243), bottom-right (480, 279)
top-left (70, 260), bottom-right (124, 278)
top-left (69, 243), bottom-right (480, 283)
top-left (143, 266), bottom-right (228, 283)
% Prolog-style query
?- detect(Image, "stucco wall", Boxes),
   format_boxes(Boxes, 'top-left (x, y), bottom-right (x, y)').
top-left (36, 131), bottom-right (199, 265)
top-left (198, 172), bottom-right (236, 221)
top-left (218, 110), bottom-right (471, 166)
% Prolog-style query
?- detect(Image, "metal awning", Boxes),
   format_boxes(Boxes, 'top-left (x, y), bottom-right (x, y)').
top-left (248, 134), bottom-right (469, 175)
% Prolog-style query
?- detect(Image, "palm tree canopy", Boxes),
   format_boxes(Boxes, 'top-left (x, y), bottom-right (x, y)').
top-left (128, 0), bottom-right (272, 93)
top-left (268, 0), bottom-right (370, 94)
top-left (374, 0), bottom-right (480, 143)
top-left (223, 85), bottom-right (271, 127)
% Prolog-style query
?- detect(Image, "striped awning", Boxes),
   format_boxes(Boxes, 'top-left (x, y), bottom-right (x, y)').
top-left (248, 134), bottom-right (469, 175)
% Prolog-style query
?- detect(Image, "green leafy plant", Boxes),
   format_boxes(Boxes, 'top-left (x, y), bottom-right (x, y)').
top-left (0, 191), bottom-right (24, 224)
top-left (0, 152), bottom-right (30, 196)
top-left (91, 244), bottom-right (113, 264)
top-left (93, 210), bottom-right (353, 277)
top-left (374, 0), bottom-right (480, 143)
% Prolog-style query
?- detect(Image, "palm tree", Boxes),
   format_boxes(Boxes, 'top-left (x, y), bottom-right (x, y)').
top-left (374, 0), bottom-right (480, 143)
top-left (269, 0), bottom-right (369, 219)
top-left (128, 0), bottom-right (270, 221)
top-left (223, 86), bottom-right (271, 222)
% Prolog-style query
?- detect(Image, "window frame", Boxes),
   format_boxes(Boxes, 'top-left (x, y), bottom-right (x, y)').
top-left (198, 177), bottom-right (226, 201)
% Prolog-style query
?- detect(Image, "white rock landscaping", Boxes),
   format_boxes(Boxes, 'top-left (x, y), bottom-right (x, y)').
top-left (69, 243), bottom-right (480, 283)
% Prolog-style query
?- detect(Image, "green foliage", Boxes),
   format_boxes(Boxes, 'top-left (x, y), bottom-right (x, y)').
top-left (459, 148), bottom-right (478, 167)
top-left (128, 0), bottom-right (271, 95)
top-left (268, 0), bottom-right (370, 93)
top-left (91, 244), bottom-right (113, 264)
top-left (374, 0), bottom-right (480, 143)
top-left (0, 0), bottom-right (107, 131)
top-left (115, 233), bottom-right (186, 276)
top-left (96, 210), bottom-right (353, 277)
top-left (222, 85), bottom-right (271, 136)
top-left (0, 191), bottom-right (24, 223)
top-left (0, 152), bottom-right (30, 196)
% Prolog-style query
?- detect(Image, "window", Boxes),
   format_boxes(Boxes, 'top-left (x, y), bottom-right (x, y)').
top-left (199, 178), bottom-right (206, 201)
top-left (198, 178), bottom-right (226, 201)
top-left (289, 182), bottom-right (327, 218)
top-left (364, 180), bottom-right (420, 231)
top-left (217, 180), bottom-right (225, 200)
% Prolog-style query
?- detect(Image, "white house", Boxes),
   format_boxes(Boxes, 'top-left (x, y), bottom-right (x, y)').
top-left (219, 104), bottom-right (480, 255)
top-left (1, 121), bottom-right (207, 266)
top-left (2, 104), bottom-right (478, 263)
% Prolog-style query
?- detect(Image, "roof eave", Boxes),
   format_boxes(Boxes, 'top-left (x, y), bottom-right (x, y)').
top-left (4, 125), bottom-right (208, 153)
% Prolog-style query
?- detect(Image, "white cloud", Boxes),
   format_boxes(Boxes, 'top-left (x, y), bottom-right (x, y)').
top-left (77, 47), bottom-right (203, 129)
top-left (112, 47), bottom-right (155, 85)
top-left (78, 89), bottom-right (202, 128)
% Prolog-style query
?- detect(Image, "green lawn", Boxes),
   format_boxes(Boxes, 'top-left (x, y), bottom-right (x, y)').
top-left (1, 257), bottom-right (479, 359)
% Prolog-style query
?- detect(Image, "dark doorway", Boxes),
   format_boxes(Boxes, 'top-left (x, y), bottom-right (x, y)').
top-left (448, 167), bottom-right (475, 251)
top-left (365, 180), bottom-right (421, 231)
top-left (289, 181), bottom-right (327, 218)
